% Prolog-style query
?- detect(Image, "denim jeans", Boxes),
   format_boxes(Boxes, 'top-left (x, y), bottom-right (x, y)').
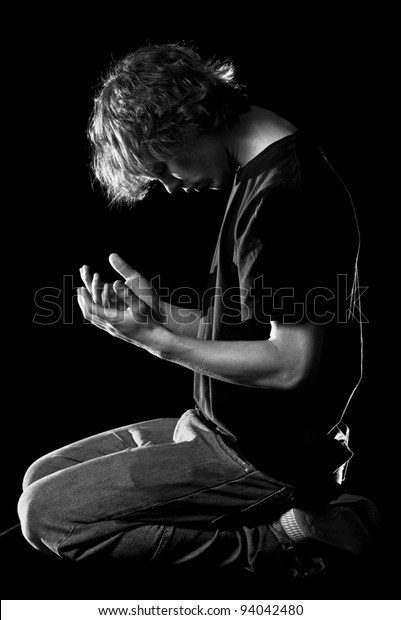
top-left (18, 409), bottom-right (299, 570)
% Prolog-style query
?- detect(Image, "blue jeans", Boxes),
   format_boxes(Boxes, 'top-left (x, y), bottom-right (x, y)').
top-left (18, 409), bottom-right (299, 570)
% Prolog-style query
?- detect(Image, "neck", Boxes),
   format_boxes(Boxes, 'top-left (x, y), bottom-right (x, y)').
top-left (223, 106), bottom-right (297, 168)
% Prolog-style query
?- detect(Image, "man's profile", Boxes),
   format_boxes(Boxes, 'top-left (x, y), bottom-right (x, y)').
top-left (18, 43), bottom-right (378, 576)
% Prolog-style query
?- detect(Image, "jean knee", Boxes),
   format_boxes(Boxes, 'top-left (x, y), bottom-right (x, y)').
top-left (22, 454), bottom-right (66, 490)
top-left (17, 476), bottom-right (63, 555)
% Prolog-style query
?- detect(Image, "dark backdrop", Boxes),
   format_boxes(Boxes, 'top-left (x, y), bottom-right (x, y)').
top-left (3, 11), bottom-right (395, 600)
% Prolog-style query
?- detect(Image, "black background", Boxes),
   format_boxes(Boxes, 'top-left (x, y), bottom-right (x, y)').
top-left (3, 9), bottom-right (396, 600)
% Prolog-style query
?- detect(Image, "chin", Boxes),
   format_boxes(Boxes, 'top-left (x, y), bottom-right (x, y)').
top-left (209, 178), bottom-right (227, 191)
top-left (211, 179), bottom-right (229, 190)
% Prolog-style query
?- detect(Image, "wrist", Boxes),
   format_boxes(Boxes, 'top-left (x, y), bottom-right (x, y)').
top-left (157, 300), bottom-right (201, 336)
top-left (149, 323), bottom-right (181, 359)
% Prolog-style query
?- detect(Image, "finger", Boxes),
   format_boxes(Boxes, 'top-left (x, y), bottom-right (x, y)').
top-left (110, 254), bottom-right (158, 309)
top-left (77, 287), bottom-right (87, 313)
top-left (114, 281), bottom-right (152, 323)
top-left (80, 265), bottom-right (93, 294)
top-left (113, 280), bottom-right (135, 306)
top-left (101, 282), bottom-right (111, 308)
top-left (101, 282), bottom-right (123, 309)
top-left (109, 253), bottom-right (138, 280)
top-left (92, 272), bottom-right (104, 305)
top-left (77, 287), bottom-right (100, 324)
top-left (78, 286), bottom-right (97, 319)
top-left (114, 285), bottom-right (129, 310)
top-left (79, 287), bottom-right (121, 323)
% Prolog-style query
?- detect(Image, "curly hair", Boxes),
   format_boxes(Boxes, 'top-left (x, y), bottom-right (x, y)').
top-left (88, 43), bottom-right (249, 205)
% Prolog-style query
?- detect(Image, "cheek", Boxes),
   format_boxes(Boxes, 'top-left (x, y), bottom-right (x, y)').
top-left (205, 157), bottom-right (222, 177)
top-left (214, 159), bottom-right (231, 184)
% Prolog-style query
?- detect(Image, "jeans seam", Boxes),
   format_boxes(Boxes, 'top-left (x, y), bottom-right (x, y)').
top-left (239, 486), bottom-right (291, 513)
top-left (112, 470), bottom-right (254, 520)
top-left (111, 431), bottom-right (133, 450)
top-left (150, 525), bottom-right (173, 562)
top-left (55, 523), bottom-right (78, 556)
top-left (211, 485), bottom-right (295, 525)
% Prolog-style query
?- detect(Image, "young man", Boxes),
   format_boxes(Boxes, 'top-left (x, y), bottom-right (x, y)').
top-left (18, 44), bottom-right (378, 574)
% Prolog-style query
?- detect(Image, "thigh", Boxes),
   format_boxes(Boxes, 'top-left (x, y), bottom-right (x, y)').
top-left (22, 410), bottom-right (295, 528)
top-left (22, 416), bottom-right (179, 489)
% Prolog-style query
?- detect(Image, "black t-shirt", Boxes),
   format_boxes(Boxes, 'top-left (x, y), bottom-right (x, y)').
top-left (193, 130), bottom-right (361, 486)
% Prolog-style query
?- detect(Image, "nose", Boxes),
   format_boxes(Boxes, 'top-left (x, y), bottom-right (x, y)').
top-left (159, 177), bottom-right (181, 194)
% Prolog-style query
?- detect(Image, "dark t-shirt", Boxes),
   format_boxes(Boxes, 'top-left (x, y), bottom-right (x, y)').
top-left (193, 130), bottom-right (361, 486)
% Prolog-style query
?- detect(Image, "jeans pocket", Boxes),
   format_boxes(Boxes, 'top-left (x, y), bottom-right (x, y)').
top-left (213, 432), bottom-right (255, 472)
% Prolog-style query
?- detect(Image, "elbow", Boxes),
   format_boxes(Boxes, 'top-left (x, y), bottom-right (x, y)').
top-left (256, 359), bottom-right (314, 390)
top-left (260, 321), bottom-right (323, 390)
top-left (278, 364), bottom-right (310, 390)
top-left (280, 352), bottom-right (321, 389)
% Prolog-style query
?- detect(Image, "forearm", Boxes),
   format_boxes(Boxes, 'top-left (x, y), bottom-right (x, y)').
top-left (154, 329), bottom-right (299, 389)
top-left (159, 301), bottom-right (203, 338)
top-left (78, 253), bottom-right (317, 389)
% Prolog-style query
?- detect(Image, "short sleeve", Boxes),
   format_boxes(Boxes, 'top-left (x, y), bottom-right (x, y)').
top-left (236, 184), bottom-right (353, 324)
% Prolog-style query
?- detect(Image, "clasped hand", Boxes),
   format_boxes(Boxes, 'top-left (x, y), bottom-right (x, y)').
top-left (77, 253), bottom-right (164, 347)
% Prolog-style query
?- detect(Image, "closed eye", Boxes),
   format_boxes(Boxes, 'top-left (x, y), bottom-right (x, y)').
top-left (143, 163), bottom-right (166, 180)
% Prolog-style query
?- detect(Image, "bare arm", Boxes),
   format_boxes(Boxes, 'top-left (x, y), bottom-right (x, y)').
top-left (154, 319), bottom-right (323, 389)
top-left (158, 301), bottom-right (203, 338)
top-left (78, 255), bottom-right (323, 390)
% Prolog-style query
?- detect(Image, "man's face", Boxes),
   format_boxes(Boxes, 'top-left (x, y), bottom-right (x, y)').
top-left (143, 133), bottom-right (233, 194)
